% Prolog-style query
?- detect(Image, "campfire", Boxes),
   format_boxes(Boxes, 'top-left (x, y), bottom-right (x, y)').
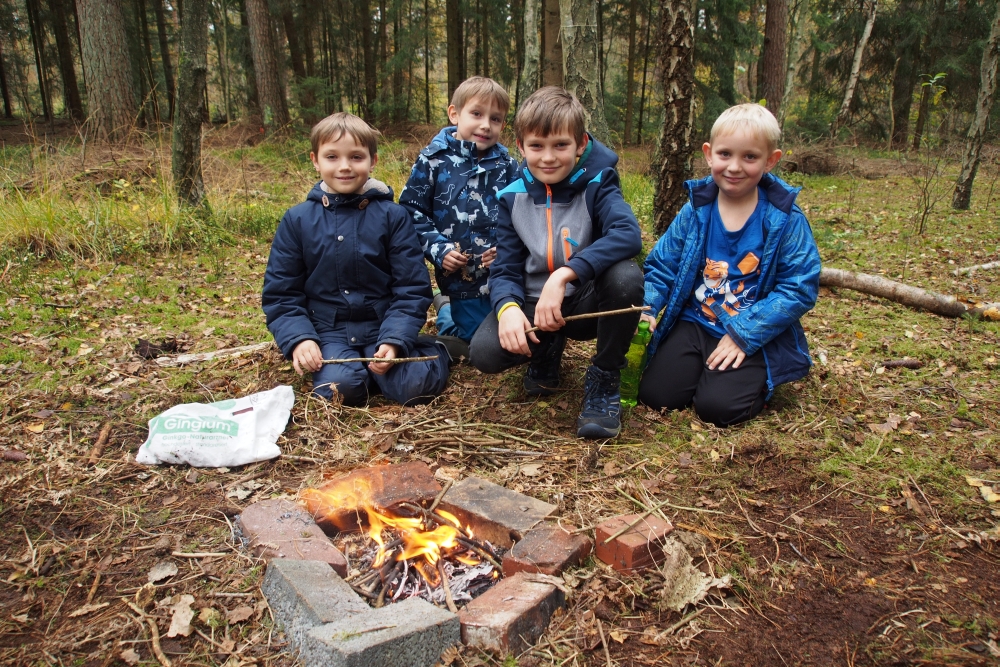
top-left (301, 476), bottom-right (503, 609)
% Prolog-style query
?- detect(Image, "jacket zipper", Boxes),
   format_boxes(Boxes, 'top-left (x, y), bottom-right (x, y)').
top-left (545, 184), bottom-right (554, 272)
top-left (562, 228), bottom-right (572, 262)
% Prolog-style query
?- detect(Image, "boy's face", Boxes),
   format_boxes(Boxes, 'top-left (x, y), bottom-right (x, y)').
top-left (310, 132), bottom-right (377, 195)
top-left (702, 129), bottom-right (782, 203)
top-left (517, 129), bottom-right (586, 185)
top-left (448, 96), bottom-right (506, 154)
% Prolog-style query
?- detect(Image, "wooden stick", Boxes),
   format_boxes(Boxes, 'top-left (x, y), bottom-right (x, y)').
top-left (954, 259), bottom-right (1000, 275)
top-left (524, 305), bottom-right (650, 334)
top-left (428, 478), bottom-right (453, 513)
top-left (602, 498), bottom-right (674, 545)
top-left (320, 355), bottom-right (439, 365)
top-left (437, 559), bottom-right (458, 613)
top-left (87, 422), bottom-right (112, 466)
top-left (596, 619), bottom-right (613, 667)
top-left (127, 601), bottom-right (172, 667)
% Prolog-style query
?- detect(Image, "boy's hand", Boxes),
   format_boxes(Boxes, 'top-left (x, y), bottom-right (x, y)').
top-left (480, 247), bottom-right (497, 269)
top-left (292, 340), bottom-right (323, 375)
top-left (639, 313), bottom-right (657, 333)
top-left (499, 306), bottom-right (539, 356)
top-left (535, 267), bottom-right (577, 332)
top-left (368, 343), bottom-right (399, 375)
top-left (441, 251), bottom-right (468, 272)
top-left (706, 334), bottom-right (746, 371)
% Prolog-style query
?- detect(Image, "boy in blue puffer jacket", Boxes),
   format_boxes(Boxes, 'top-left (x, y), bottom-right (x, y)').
top-left (399, 77), bottom-right (519, 350)
top-left (470, 87), bottom-right (645, 439)
top-left (262, 113), bottom-right (450, 406)
top-left (639, 103), bottom-right (821, 426)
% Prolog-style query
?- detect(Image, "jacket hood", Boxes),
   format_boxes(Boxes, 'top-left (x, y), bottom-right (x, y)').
top-left (306, 178), bottom-right (394, 206)
top-left (522, 133), bottom-right (619, 195)
top-left (425, 126), bottom-right (511, 161)
top-left (685, 172), bottom-right (801, 215)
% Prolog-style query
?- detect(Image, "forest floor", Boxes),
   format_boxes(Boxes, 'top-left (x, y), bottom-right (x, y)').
top-left (0, 121), bottom-right (998, 666)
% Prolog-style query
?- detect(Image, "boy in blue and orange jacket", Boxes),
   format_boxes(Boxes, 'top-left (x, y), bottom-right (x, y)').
top-left (470, 87), bottom-right (645, 439)
top-left (639, 103), bottom-right (821, 426)
top-left (399, 77), bottom-right (519, 349)
top-left (262, 113), bottom-right (450, 406)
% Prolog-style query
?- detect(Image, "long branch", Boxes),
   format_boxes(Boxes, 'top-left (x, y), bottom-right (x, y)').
top-left (524, 305), bottom-right (650, 334)
top-left (321, 355), bottom-right (439, 365)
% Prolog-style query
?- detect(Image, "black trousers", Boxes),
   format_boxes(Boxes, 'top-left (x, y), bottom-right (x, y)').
top-left (470, 259), bottom-right (645, 374)
top-left (638, 320), bottom-right (768, 427)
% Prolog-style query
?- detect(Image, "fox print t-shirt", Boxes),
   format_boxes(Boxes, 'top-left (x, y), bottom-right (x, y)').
top-left (680, 190), bottom-right (766, 337)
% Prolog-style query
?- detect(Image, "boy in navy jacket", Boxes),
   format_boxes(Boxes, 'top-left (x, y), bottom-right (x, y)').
top-left (639, 104), bottom-right (820, 426)
top-left (399, 77), bottom-right (519, 349)
top-left (262, 113), bottom-right (450, 406)
top-left (470, 88), bottom-right (645, 438)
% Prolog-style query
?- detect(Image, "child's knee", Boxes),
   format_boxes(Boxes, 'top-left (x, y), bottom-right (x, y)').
top-left (694, 394), bottom-right (757, 428)
top-left (601, 260), bottom-right (645, 303)
top-left (312, 372), bottom-right (369, 405)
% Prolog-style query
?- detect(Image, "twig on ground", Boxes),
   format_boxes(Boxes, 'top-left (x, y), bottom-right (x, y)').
top-left (954, 259), bottom-right (1000, 275)
top-left (524, 305), bottom-right (650, 334)
top-left (127, 601), bottom-right (172, 667)
top-left (657, 607), bottom-right (706, 638)
top-left (596, 619), bottom-right (613, 667)
top-left (87, 422), bottom-right (112, 466)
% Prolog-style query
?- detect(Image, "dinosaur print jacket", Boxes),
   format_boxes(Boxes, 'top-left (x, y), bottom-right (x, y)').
top-left (399, 127), bottom-right (519, 299)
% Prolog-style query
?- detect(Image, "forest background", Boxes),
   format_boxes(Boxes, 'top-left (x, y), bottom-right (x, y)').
top-left (1, 1), bottom-right (1000, 666)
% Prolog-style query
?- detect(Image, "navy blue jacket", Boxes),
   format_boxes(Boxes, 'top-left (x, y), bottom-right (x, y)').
top-left (643, 173), bottom-right (821, 396)
top-left (399, 127), bottom-right (518, 299)
top-left (262, 180), bottom-right (432, 358)
top-left (489, 135), bottom-right (643, 314)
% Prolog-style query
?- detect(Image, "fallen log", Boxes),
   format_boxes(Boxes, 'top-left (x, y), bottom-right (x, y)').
top-left (954, 260), bottom-right (1000, 276)
top-left (155, 341), bottom-right (274, 367)
top-left (819, 267), bottom-right (1000, 319)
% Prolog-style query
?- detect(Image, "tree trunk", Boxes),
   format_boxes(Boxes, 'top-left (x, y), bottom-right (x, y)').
top-left (623, 0), bottom-right (637, 145)
top-left (0, 38), bottom-right (12, 118)
top-left (911, 80), bottom-right (931, 149)
top-left (282, 7), bottom-right (306, 81)
top-left (49, 0), bottom-right (85, 120)
top-left (819, 268), bottom-right (1000, 319)
top-left (26, 0), bottom-right (52, 121)
top-left (424, 0), bottom-right (431, 122)
top-left (481, 1), bottom-right (490, 78)
top-left (652, 0), bottom-right (695, 234)
top-left (513, 0), bottom-right (525, 110)
top-left (172, 0), bottom-right (209, 207)
top-left (542, 0), bottom-right (562, 86)
top-left (137, 0), bottom-right (162, 122)
top-left (77, 0), bottom-right (139, 140)
top-left (238, 0), bottom-right (261, 120)
top-left (890, 9), bottom-right (919, 149)
top-left (778, 0), bottom-right (807, 127)
top-left (520, 0), bottom-right (542, 107)
top-left (560, 0), bottom-right (608, 142)
top-left (636, 0), bottom-right (653, 144)
top-left (831, 0), bottom-right (875, 136)
top-left (446, 0), bottom-right (462, 98)
top-left (760, 0), bottom-right (787, 116)
top-left (301, 0), bottom-right (315, 77)
top-left (245, 0), bottom-right (290, 129)
top-left (153, 0), bottom-right (177, 120)
top-left (952, 0), bottom-right (1000, 210)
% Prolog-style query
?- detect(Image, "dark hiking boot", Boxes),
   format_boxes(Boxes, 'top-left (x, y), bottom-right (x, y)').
top-left (432, 292), bottom-right (451, 313)
top-left (523, 334), bottom-right (566, 396)
top-left (433, 335), bottom-right (469, 365)
top-left (576, 365), bottom-right (622, 439)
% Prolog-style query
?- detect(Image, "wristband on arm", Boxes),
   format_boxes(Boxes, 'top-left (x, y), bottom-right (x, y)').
top-left (496, 302), bottom-right (521, 321)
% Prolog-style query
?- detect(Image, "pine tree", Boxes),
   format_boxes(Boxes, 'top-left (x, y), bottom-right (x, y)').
top-left (77, 0), bottom-right (139, 140)
top-left (245, 0), bottom-right (290, 129)
top-left (172, 0), bottom-right (209, 207)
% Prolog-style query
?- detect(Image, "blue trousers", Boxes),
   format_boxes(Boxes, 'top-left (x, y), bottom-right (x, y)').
top-left (312, 334), bottom-right (449, 406)
top-left (435, 295), bottom-right (492, 342)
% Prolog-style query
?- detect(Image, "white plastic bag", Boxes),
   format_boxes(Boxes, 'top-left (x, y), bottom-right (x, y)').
top-left (136, 385), bottom-right (294, 467)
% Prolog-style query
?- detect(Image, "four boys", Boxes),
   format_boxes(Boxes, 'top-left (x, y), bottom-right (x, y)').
top-left (263, 80), bottom-right (819, 435)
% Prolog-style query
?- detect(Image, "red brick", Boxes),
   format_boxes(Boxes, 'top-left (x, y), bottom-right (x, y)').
top-left (438, 476), bottom-right (556, 548)
top-left (459, 572), bottom-right (565, 653)
top-left (301, 462), bottom-right (441, 533)
top-left (502, 523), bottom-right (593, 577)
top-left (593, 513), bottom-right (673, 572)
top-left (237, 499), bottom-right (348, 576)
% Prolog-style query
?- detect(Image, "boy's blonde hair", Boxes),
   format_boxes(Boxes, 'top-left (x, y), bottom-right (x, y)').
top-left (451, 76), bottom-right (511, 116)
top-left (310, 112), bottom-right (381, 157)
top-left (710, 103), bottom-right (781, 152)
top-left (514, 87), bottom-right (586, 143)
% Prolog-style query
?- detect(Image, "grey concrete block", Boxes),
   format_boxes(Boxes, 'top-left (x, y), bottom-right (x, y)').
top-left (301, 597), bottom-right (460, 667)
top-left (261, 559), bottom-right (369, 649)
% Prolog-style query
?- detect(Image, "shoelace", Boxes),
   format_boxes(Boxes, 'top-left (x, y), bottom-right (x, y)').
top-left (582, 372), bottom-right (617, 413)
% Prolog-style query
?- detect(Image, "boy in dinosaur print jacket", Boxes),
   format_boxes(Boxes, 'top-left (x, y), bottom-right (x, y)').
top-left (399, 77), bottom-right (519, 346)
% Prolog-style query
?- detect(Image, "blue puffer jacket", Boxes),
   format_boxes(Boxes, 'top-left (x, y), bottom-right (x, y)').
top-left (643, 173), bottom-right (821, 396)
top-left (399, 127), bottom-right (519, 298)
top-left (489, 134), bottom-right (643, 314)
top-left (262, 179), bottom-right (432, 358)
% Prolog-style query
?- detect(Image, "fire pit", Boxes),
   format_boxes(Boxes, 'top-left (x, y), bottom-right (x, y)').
top-left (300, 475), bottom-right (503, 610)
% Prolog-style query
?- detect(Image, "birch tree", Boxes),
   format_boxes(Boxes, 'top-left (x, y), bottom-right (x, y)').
top-left (652, 0), bottom-right (695, 234)
top-left (519, 0), bottom-right (542, 108)
top-left (560, 0), bottom-right (609, 142)
top-left (952, 0), bottom-right (1000, 210)
top-left (831, 0), bottom-right (877, 136)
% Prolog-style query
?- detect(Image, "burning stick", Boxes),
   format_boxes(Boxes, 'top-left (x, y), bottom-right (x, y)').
top-left (455, 536), bottom-right (502, 571)
top-left (375, 560), bottom-right (404, 608)
top-left (428, 478), bottom-right (454, 513)
top-left (320, 355), bottom-right (439, 365)
top-left (437, 559), bottom-right (459, 613)
top-left (524, 305), bottom-right (650, 334)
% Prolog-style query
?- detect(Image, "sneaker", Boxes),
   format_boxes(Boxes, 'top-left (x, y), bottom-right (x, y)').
top-left (433, 335), bottom-right (469, 365)
top-left (523, 334), bottom-right (565, 396)
top-left (576, 365), bottom-right (622, 439)
top-left (432, 292), bottom-right (450, 313)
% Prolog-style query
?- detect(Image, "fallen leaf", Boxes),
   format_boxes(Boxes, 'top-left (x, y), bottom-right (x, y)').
top-left (789, 513), bottom-right (804, 526)
top-left (134, 582), bottom-right (156, 609)
top-left (709, 449), bottom-right (721, 462)
top-left (520, 462), bottom-right (544, 477)
top-left (24, 423), bottom-right (45, 434)
top-left (226, 605), bottom-right (253, 624)
top-left (1, 450), bottom-right (27, 462)
top-left (30, 410), bottom-right (53, 419)
top-left (678, 453), bottom-right (692, 468)
top-left (198, 607), bottom-right (222, 626)
top-left (892, 447), bottom-right (904, 454)
top-left (11, 613), bottom-right (29, 623)
top-left (370, 432), bottom-right (397, 454)
top-left (167, 595), bottom-right (195, 637)
top-left (120, 649), bottom-right (141, 665)
top-left (979, 485), bottom-right (1000, 503)
top-left (434, 466), bottom-right (463, 482)
top-left (185, 469), bottom-right (200, 484)
top-left (966, 476), bottom-right (985, 488)
top-left (148, 560), bottom-right (178, 583)
top-left (609, 629), bottom-right (627, 643)
top-left (639, 626), bottom-right (662, 646)
top-left (68, 602), bottom-right (110, 618)
top-left (603, 461), bottom-right (618, 475)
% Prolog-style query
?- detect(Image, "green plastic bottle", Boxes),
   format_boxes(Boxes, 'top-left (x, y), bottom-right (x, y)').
top-left (620, 320), bottom-right (651, 408)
